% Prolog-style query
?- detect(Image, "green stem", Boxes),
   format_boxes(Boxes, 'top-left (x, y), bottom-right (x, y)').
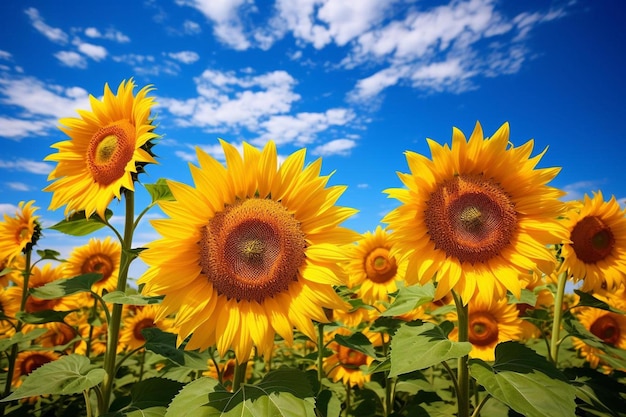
top-left (317, 322), bottom-right (325, 391)
top-left (381, 333), bottom-right (394, 417)
top-left (549, 270), bottom-right (568, 364)
top-left (1, 249), bottom-right (32, 409)
top-left (99, 190), bottom-right (135, 414)
top-left (452, 290), bottom-right (470, 417)
top-left (84, 389), bottom-right (93, 417)
top-left (470, 393), bottom-right (491, 417)
top-left (232, 359), bottom-right (248, 392)
top-left (344, 383), bottom-right (351, 417)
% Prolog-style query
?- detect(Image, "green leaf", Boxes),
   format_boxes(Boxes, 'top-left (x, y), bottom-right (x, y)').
top-left (563, 314), bottom-right (626, 370)
top-left (334, 332), bottom-right (377, 358)
top-left (29, 273), bottom-right (103, 299)
top-left (316, 389), bottom-right (341, 417)
top-left (143, 328), bottom-right (184, 365)
top-left (167, 368), bottom-right (316, 417)
top-left (36, 249), bottom-right (66, 262)
top-left (0, 328), bottom-right (48, 351)
top-left (107, 377), bottom-right (184, 416)
top-left (102, 291), bottom-right (164, 305)
top-left (16, 310), bottom-right (76, 325)
top-left (574, 290), bottom-right (626, 314)
top-left (389, 321), bottom-right (471, 377)
top-left (48, 209), bottom-right (113, 236)
top-left (0, 354), bottom-right (106, 401)
top-left (365, 358), bottom-right (391, 375)
top-left (507, 288), bottom-right (537, 306)
top-left (381, 282), bottom-right (435, 317)
top-left (0, 267), bottom-right (12, 277)
top-left (469, 342), bottom-right (577, 417)
top-left (145, 179), bottom-right (175, 203)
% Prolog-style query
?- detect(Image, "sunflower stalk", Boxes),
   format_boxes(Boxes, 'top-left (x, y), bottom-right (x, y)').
top-left (549, 270), bottom-right (568, 364)
top-left (232, 359), bottom-right (248, 392)
top-left (452, 290), bottom-right (470, 417)
top-left (317, 322), bottom-right (325, 390)
top-left (99, 190), bottom-right (135, 414)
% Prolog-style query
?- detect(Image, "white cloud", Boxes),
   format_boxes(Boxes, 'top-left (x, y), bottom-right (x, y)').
top-left (24, 7), bottom-right (68, 44)
top-left (311, 138), bottom-right (357, 156)
top-left (175, 0), bottom-right (253, 50)
top-left (74, 40), bottom-right (108, 61)
top-left (6, 182), bottom-right (32, 191)
top-left (0, 204), bottom-right (19, 217)
top-left (0, 159), bottom-right (52, 175)
top-left (54, 51), bottom-right (88, 68)
top-left (167, 51), bottom-right (200, 64)
top-left (349, 66), bottom-right (407, 102)
top-left (84, 27), bottom-right (130, 43)
top-left (183, 20), bottom-right (202, 35)
top-left (562, 181), bottom-right (602, 202)
top-left (0, 50), bottom-right (12, 61)
top-left (0, 75), bottom-right (90, 140)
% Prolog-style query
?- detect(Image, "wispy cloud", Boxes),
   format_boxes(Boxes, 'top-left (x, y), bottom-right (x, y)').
top-left (0, 203), bottom-right (19, 217)
top-left (54, 51), bottom-right (88, 68)
top-left (167, 51), bottom-right (200, 64)
top-left (6, 182), bottom-right (32, 191)
top-left (84, 27), bottom-right (130, 43)
top-left (24, 7), bottom-right (68, 44)
top-left (0, 159), bottom-right (52, 175)
top-left (311, 138), bottom-right (357, 156)
top-left (562, 180), bottom-right (603, 202)
top-left (74, 40), bottom-right (108, 61)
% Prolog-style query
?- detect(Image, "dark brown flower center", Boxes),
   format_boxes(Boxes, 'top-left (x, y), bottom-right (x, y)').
top-left (132, 318), bottom-right (156, 341)
top-left (81, 254), bottom-right (115, 283)
top-left (199, 198), bottom-right (306, 303)
top-left (469, 311), bottom-right (499, 346)
top-left (590, 314), bottom-right (620, 345)
top-left (21, 353), bottom-right (54, 375)
top-left (424, 174), bottom-right (517, 264)
top-left (364, 247), bottom-right (397, 283)
top-left (87, 120), bottom-right (135, 185)
top-left (570, 216), bottom-right (615, 264)
top-left (337, 345), bottom-right (368, 369)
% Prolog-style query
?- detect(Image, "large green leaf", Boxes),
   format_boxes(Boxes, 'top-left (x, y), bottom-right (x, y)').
top-left (29, 273), bottom-right (103, 299)
top-left (0, 328), bottom-right (48, 351)
top-left (142, 327), bottom-right (213, 370)
top-left (16, 309), bottom-right (76, 325)
top-left (102, 291), bottom-right (164, 306)
top-left (48, 209), bottom-right (113, 236)
top-left (0, 354), bottom-right (106, 401)
top-left (389, 321), bottom-right (471, 377)
top-left (574, 290), bottom-right (626, 314)
top-left (469, 342), bottom-right (577, 417)
top-left (36, 249), bottom-right (65, 262)
top-left (381, 283), bottom-right (435, 317)
top-left (563, 315), bottom-right (626, 370)
top-left (104, 378), bottom-right (184, 417)
top-left (166, 368), bottom-right (316, 417)
top-left (145, 179), bottom-right (175, 203)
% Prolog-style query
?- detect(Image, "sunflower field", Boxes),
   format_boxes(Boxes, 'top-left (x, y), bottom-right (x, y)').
top-left (1, 80), bottom-right (626, 417)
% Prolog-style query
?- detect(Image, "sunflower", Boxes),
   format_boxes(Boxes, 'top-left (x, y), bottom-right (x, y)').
top-left (1, 254), bottom-right (25, 288)
top-left (572, 300), bottom-right (626, 371)
top-left (138, 140), bottom-right (357, 360)
top-left (344, 226), bottom-right (406, 305)
top-left (560, 192), bottom-right (626, 292)
top-left (0, 285), bottom-right (19, 337)
top-left (204, 356), bottom-right (254, 390)
top-left (0, 201), bottom-right (42, 263)
top-left (44, 79), bottom-right (158, 218)
top-left (64, 236), bottom-right (121, 296)
top-left (449, 296), bottom-right (523, 361)
top-left (383, 122), bottom-right (567, 304)
top-left (12, 350), bottom-right (61, 388)
top-left (119, 305), bottom-right (172, 351)
top-left (323, 328), bottom-right (376, 388)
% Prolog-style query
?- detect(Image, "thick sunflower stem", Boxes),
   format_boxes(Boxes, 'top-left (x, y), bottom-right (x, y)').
top-left (317, 322), bottom-right (325, 391)
top-left (99, 191), bottom-right (135, 414)
top-left (452, 290), bottom-right (470, 417)
top-left (1, 250), bottom-right (32, 410)
top-left (549, 270), bottom-right (569, 365)
top-left (232, 359), bottom-right (248, 392)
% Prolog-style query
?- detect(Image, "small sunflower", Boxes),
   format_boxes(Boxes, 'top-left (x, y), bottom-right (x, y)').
top-left (12, 350), bottom-right (61, 388)
top-left (138, 140), bottom-right (357, 360)
top-left (383, 122), bottom-right (567, 304)
top-left (572, 303), bottom-right (626, 371)
top-left (119, 305), bottom-right (172, 351)
top-left (0, 201), bottom-right (42, 263)
top-left (560, 192), bottom-right (626, 292)
top-left (64, 236), bottom-right (121, 296)
top-left (449, 296), bottom-right (523, 361)
top-left (204, 357), bottom-right (254, 390)
top-left (344, 226), bottom-right (406, 305)
top-left (324, 328), bottom-right (376, 388)
top-left (44, 79), bottom-right (158, 218)
top-left (0, 286), bottom-right (19, 337)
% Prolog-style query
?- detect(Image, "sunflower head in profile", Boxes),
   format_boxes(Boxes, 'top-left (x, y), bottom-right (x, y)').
top-left (44, 79), bottom-right (158, 218)
top-left (119, 305), bottom-right (172, 351)
top-left (0, 201), bottom-right (42, 263)
top-left (64, 236), bottom-right (121, 296)
top-left (449, 296), bottom-right (523, 361)
top-left (344, 226), bottom-right (406, 305)
top-left (138, 140), bottom-right (357, 360)
top-left (560, 192), bottom-right (626, 292)
top-left (323, 328), bottom-right (376, 388)
top-left (383, 122), bottom-right (568, 304)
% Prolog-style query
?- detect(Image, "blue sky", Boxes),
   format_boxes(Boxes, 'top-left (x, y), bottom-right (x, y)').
top-left (1, 0), bottom-right (625, 276)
